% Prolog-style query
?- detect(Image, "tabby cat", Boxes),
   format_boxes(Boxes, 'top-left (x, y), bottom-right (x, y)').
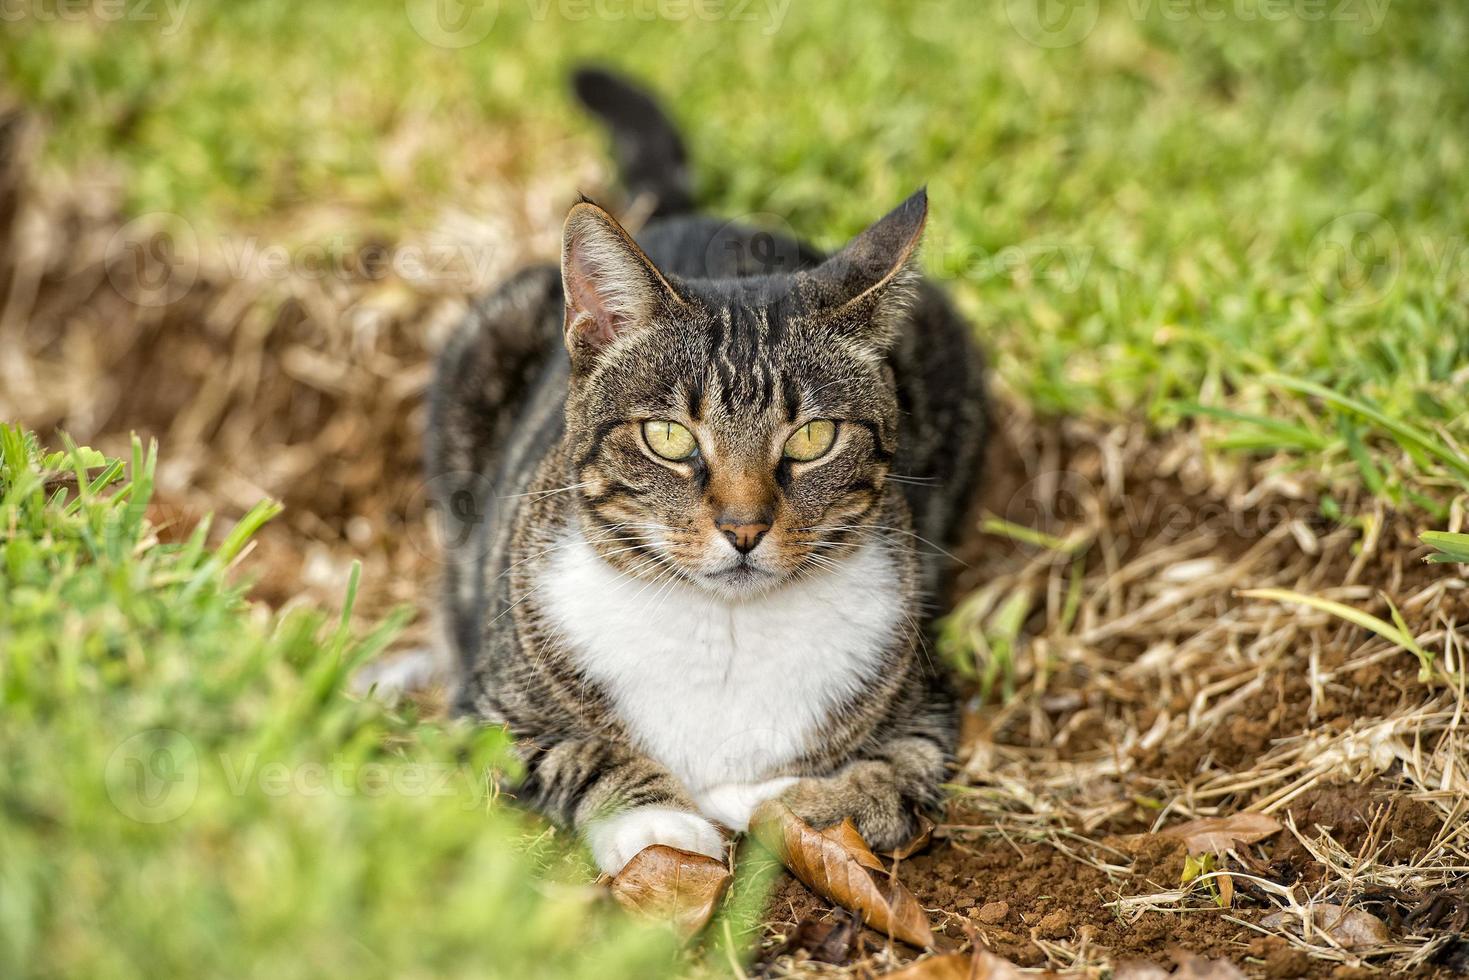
top-left (428, 68), bottom-right (987, 873)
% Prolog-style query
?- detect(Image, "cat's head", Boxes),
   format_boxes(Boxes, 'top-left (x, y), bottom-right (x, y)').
top-left (559, 190), bottom-right (926, 598)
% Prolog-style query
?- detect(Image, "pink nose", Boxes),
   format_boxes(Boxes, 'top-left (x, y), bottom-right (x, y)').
top-left (716, 520), bottom-right (770, 555)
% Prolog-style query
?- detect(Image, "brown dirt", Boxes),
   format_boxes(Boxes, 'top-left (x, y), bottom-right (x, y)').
top-left (3, 111), bottom-right (1466, 979)
top-left (753, 415), bottom-right (1468, 978)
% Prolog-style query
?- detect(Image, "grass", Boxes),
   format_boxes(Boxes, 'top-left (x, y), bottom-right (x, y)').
top-left (1422, 530), bottom-right (1469, 564)
top-left (3, 3), bottom-right (1469, 976)
top-left (0, 425), bottom-right (688, 979)
top-left (4, 2), bottom-right (1467, 517)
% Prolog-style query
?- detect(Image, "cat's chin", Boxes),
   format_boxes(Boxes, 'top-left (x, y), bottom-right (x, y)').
top-left (692, 561), bottom-right (787, 600)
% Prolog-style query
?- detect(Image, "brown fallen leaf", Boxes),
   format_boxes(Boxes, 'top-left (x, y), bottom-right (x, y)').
top-left (1160, 813), bottom-right (1282, 854)
top-left (881, 952), bottom-right (972, 980)
top-left (884, 950), bottom-right (1088, 979)
top-left (1112, 957), bottom-right (1246, 980)
top-left (609, 845), bottom-right (731, 939)
top-left (888, 814), bottom-right (937, 860)
top-left (820, 818), bottom-right (886, 872)
top-left (752, 801), bottom-right (937, 949)
top-left (775, 909), bottom-right (859, 966)
top-left (1216, 868), bottom-right (1235, 908)
top-left (1169, 952), bottom-right (1248, 979)
top-left (1261, 904), bottom-right (1390, 949)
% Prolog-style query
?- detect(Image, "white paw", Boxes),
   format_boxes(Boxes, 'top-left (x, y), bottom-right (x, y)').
top-left (693, 777), bottom-right (799, 832)
top-left (584, 806), bottom-right (725, 874)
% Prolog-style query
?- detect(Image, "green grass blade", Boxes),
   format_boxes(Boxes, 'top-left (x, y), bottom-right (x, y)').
top-left (1238, 587), bottom-right (1435, 682)
top-left (1421, 531), bottom-right (1469, 564)
top-left (1264, 374), bottom-right (1469, 486)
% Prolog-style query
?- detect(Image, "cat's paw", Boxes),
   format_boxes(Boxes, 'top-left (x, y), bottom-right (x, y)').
top-left (584, 806), bottom-right (725, 874)
top-left (693, 777), bottom-right (799, 831)
top-left (777, 774), bottom-right (914, 851)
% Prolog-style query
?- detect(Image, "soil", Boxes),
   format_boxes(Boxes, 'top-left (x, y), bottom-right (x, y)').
top-left (4, 123), bottom-right (1465, 979)
top-left (749, 416), bottom-right (1469, 978)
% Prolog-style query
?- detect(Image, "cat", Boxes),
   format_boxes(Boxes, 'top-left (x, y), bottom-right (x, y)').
top-left (427, 67), bottom-right (987, 874)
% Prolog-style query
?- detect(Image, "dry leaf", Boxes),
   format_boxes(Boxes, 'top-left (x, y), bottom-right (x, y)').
top-left (889, 814), bottom-right (937, 860)
top-left (776, 910), bottom-right (860, 965)
top-left (1112, 957), bottom-right (1245, 980)
top-left (1170, 953), bottom-right (1248, 979)
top-left (752, 801), bottom-right (937, 949)
top-left (1260, 904), bottom-right (1390, 949)
top-left (821, 818), bottom-right (887, 872)
top-left (883, 950), bottom-right (1081, 979)
top-left (1216, 869), bottom-right (1234, 908)
top-left (609, 844), bottom-right (731, 938)
top-left (1160, 813), bottom-right (1282, 853)
top-left (883, 953), bottom-right (971, 980)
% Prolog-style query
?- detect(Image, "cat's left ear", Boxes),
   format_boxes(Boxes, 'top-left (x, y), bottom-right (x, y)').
top-left (561, 201), bottom-right (685, 367)
top-left (809, 187), bottom-right (928, 348)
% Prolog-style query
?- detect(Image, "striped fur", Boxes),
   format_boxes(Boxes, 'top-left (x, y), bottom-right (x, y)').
top-left (428, 72), bottom-right (987, 871)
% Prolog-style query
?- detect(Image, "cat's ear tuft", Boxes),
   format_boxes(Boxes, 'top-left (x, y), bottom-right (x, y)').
top-left (561, 202), bottom-right (683, 364)
top-left (810, 188), bottom-right (928, 346)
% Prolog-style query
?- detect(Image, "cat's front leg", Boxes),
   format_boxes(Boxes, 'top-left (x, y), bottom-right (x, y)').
top-left (585, 806), bottom-right (726, 874)
top-left (776, 737), bottom-right (946, 851)
top-left (519, 736), bottom-right (725, 874)
top-left (693, 777), bottom-right (800, 832)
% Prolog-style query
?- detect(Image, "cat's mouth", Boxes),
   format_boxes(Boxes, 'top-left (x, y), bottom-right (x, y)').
top-left (695, 555), bottom-right (783, 595)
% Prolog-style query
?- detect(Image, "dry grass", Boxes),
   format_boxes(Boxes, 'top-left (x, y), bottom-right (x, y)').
top-left (2, 106), bottom-right (1465, 978)
top-left (0, 108), bottom-right (603, 638)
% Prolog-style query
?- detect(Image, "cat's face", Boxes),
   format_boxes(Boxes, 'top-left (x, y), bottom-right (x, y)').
top-left (560, 192), bottom-right (925, 598)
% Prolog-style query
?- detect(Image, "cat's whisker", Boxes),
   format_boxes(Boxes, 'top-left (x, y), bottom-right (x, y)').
top-left (499, 481), bottom-right (595, 500)
top-left (801, 523), bottom-right (966, 565)
top-left (495, 532), bottom-right (648, 581)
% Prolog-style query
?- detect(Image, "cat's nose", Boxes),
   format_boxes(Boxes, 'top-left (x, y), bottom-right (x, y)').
top-left (716, 518), bottom-right (771, 555)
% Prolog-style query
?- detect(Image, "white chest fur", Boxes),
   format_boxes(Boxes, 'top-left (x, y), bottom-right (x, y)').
top-left (538, 530), bottom-right (904, 793)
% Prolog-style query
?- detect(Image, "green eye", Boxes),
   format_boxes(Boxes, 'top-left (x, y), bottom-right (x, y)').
top-left (784, 420), bottom-right (837, 461)
top-left (642, 420), bottom-right (698, 461)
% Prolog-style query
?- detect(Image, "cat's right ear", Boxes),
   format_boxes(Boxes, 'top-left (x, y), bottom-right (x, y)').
top-left (561, 201), bottom-right (684, 366)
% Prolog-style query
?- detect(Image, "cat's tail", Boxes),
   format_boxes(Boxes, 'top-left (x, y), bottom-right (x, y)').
top-left (571, 65), bottom-right (694, 218)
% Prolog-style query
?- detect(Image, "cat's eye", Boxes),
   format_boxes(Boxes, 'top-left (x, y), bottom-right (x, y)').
top-left (642, 420), bottom-right (698, 461)
top-left (784, 420), bottom-right (837, 462)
